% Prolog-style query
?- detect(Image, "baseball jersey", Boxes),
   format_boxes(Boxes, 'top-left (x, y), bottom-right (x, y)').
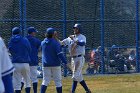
top-left (8, 35), bottom-right (31, 63)
top-left (0, 56), bottom-right (4, 93)
top-left (62, 34), bottom-right (86, 56)
top-left (26, 35), bottom-right (41, 66)
top-left (41, 38), bottom-right (67, 67)
top-left (0, 37), bottom-right (14, 92)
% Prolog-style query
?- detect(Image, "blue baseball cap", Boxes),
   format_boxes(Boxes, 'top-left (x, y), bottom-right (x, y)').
top-left (12, 27), bottom-right (21, 35)
top-left (46, 27), bottom-right (56, 35)
top-left (27, 27), bottom-right (37, 34)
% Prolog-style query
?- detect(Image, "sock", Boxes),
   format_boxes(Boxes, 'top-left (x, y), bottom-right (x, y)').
top-left (80, 80), bottom-right (89, 91)
top-left (33, 82), bottom-right (38, 93)
top-left (56, 86), bottom-right (62, 93)
top-left (15, 90), bottom-right (21, 93)
top-left (21, 82), bottom-right (24, 90)
top-left (72, 81), bottom-right (78, 92)
top-left (40, 85), bottom-right (47, 93)
top-left (2, 74), bottom-right (14, 93)
top-left (25, 87), bottom-right (30, 93)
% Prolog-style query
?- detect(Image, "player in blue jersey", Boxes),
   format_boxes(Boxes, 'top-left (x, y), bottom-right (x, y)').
top-left (40, 27), bottom-right (67, 93)
top-left (8, 27), bottom-right (31, 93)
top-left (26, 27), bottom-right (41, 93)
top-left (0, 36), bottom-right (14, 93)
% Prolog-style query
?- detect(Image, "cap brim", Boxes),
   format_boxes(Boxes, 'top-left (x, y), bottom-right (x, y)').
top-left (73, 27), bottom-right (77, 29)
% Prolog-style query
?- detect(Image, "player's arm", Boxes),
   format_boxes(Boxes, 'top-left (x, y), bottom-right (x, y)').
top-left (1, 37), bottom-right (14, 93)
top-left (37, 39), bottom-right (41, 49)
top-left (60, 37), bottom-right (70, 47)
top-left (55, 41), bottom-right (68, 77)
top-left (58, 53), bottom-right (67, 65)
top-left (76, 36), bottom-right (86, 46)
top-left (37, 39), bottom-right (42, 57)
top-left (25, 37), bottom-right (32, 53)
top-left (76, 40), bottom-right (85, 46)
top-left (56, 44), bottom-right (67, 64)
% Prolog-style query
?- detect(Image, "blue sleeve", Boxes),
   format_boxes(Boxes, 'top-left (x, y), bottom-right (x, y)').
top-left (2, 73), bottom-right (14, 93)
top-left (55, 41), bottom-right (67, 64)
top-left (55, 41), bottom-right (62, 54)
top-left (36, 39), bottom-right (41, 49)
top-left (58, 53), bottom-right (67, 64)
top-left (8, 39), bottom-right (12, 52)
top-left (77, 41), bottom-right (85, 46)
top-left (25, 38), bottom-right (32, 53)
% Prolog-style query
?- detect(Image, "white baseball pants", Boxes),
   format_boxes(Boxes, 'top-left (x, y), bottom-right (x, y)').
top-left (30, 66), bottom-right (38, 83)
top-left (42, 66), bottom-right (62, 87)
top-left (13, 63), bottom-right (31, 90)
top-left (71, 56), bottom-right (85, 82)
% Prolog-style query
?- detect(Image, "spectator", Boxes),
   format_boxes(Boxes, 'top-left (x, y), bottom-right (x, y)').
top-left (128, 50), bottom-right (136, 69)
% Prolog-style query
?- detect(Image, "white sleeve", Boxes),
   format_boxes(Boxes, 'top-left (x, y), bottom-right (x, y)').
top-left (78, 35), bottom-right (86, 43)
top-left (0, 38), bottom-right (5, 93)
top-left (82, 35), bottom-right (86, 43)
top-left (0, 38), bottom-right (14, 77)
top-left (62, 37), bottom-right (71, 46)
top-left (0, 63), bottom-right (5, 93)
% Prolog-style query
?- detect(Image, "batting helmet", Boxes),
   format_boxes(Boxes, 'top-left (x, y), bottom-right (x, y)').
top-left (73, 23), bottom-right (82, 33)
top-left (111, 45), bottom-right (116, 48)
top-left (12, 27), bottom-right (21, 35)
top-left (46, 27), bottom-right (56, 35)
top-left (27, 27), bottom-right (37, 34)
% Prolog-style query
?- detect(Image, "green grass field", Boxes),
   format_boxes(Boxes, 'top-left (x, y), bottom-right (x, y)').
top-left (22, 73), bottom-right (140, 93)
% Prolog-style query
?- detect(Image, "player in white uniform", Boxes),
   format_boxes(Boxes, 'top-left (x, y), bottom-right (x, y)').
top-left (0, 59), bottom-right (4, 93)
top-left (0, 36), bottom-right (14, 93)
top-left (62, 24), bottom-right (91, 93)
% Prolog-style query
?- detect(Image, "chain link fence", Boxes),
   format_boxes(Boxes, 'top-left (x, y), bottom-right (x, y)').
top-left (0, 0), bottom-right (139, 74)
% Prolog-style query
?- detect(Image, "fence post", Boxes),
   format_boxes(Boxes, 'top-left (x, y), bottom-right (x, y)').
top-left (62, 0), bottom-right (66, 39)
top-left (19, 0), bottom-right (26, 36)
top-left (19, 0), bottom-right (23, 35)
top-left (100, 0), bottom-right (105, 74)
top-left (136, 0), bottom-right (140, 72)
top-left (23, 0), bottom-right (27, 36)
top-left (62, 0), bottom-right (67, 76)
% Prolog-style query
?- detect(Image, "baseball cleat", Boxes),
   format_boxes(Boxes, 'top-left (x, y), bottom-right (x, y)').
top-left (86, 89), bottom-right (91, 93)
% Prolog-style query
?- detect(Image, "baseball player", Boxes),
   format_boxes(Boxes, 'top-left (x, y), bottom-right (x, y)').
top-left (40, 27), bottom-right (67, 93)
top-left (61, 23), bottom-right (91, 93)
top-left (0, 62), bottom-right (4, 93)
top-left (26, 27), bottom-right (41, 93)
top-left (8, 27), bottom-right (31, 93)
top-left (0, 36), bottom-right (14, 93)
top-left (0, 63), bottom-right (4, 93)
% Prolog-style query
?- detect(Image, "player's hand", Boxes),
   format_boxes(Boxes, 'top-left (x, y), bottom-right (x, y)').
top-left (69, 35), bottom-right (74, 40)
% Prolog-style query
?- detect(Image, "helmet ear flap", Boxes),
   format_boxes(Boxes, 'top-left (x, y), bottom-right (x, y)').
top-left (73, 23), bottom-right (82, 33)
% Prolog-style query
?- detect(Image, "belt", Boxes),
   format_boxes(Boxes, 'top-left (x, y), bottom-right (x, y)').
top-left (72, 54), bottom-right (83, 58)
